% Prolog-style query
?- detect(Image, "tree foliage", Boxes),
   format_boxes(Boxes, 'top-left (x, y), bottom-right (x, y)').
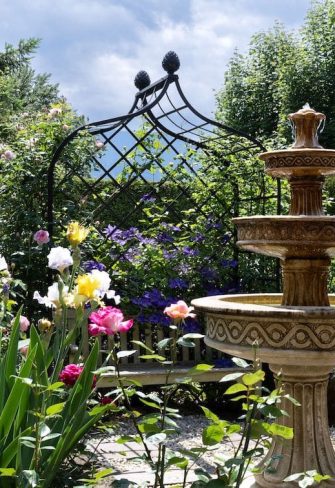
top-left (217, 0), bottom-right (335, 147)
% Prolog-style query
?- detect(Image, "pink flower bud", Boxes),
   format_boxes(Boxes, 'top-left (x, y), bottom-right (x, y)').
top-left (19, 316), bottom-right (30, 332)
top-left (34, 229), bottom-right (50, 245)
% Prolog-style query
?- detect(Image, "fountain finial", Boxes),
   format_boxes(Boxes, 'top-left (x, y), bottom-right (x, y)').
top-left (288, 104), bottom-right (326, 149)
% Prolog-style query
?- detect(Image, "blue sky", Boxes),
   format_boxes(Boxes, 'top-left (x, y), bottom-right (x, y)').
top-left (1, 0), bottom-right (311, 122)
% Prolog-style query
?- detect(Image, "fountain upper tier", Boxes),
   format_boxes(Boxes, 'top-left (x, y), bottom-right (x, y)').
top-left (233, 105), bottom-right (335, 306)
top-left (260, 148), bottom-right (335, 179)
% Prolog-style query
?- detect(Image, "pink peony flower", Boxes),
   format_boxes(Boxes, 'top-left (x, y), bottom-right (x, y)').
top-left (59, 364), bottom-right (83, 386)
top-left (19, 316), bottom-right (30, 332)
top-left (34, 229), bottom-right (50, 245)
top-left (164, 300), bottom-right (196, 321)
top-left (88, 306), bottom-right (133, 336)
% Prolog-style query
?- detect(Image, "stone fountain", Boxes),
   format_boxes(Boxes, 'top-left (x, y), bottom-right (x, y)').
top-left (192, 105), bottom-right (335, 486)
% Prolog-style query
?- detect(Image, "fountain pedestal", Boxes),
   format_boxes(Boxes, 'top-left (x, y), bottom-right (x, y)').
top-left (259, 364), bottom-right (335, 487)
top-left (193, 106), bottom-right (335, 486)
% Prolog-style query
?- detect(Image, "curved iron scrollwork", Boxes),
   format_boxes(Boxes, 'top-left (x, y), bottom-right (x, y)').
top-left (47, 50), bottom-right (280, 301)
top-left (47, 51), bottom-right (264, 239)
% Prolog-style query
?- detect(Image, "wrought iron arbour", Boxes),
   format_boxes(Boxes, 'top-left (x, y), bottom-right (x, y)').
top-left (47, 51), bottom-right (272, 289)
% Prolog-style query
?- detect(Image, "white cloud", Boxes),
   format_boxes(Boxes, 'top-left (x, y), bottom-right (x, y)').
top-left (0, 0), bottom-right (311, 121)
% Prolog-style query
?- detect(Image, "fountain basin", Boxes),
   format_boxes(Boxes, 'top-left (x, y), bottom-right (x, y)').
top-left (192, 293), bottom-right (335, 365)
top-left (260, 149), bottom-right (335, 178)
top-left (234, 216), bottom-right (335, 259)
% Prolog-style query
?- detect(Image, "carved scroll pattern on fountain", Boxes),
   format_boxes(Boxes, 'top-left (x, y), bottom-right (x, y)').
top-left (265, 154), bottom-right (335, 169)
top-left (206, 315), bottom-right (335, 350)
top-left (237, 221), bottom-right (335, 241)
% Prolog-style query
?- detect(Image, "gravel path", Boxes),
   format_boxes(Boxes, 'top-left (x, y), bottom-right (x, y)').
top-left (83, 417), bottom-right (335, 487)
top-left (86, 415), bottom-right (260, 487)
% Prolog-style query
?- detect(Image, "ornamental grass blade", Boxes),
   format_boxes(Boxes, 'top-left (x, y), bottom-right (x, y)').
top-left (42, 340), bottom-right (100, 483)
top-left (0, 345), bottom-right (37, 457)
top-left (4, 307), bottom-right (22, 389)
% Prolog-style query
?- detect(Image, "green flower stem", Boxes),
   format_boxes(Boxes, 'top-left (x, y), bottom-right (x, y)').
top-left (31, 367), bottom-right (46, 472)
top-left (155, 320), bottom-right (182, 488)
top-left (112, 347), bottom-right (155, 468)
top-left (51, 255), bottom-right (81, 382)
top-left (51, 306), bottom-right (68, 383)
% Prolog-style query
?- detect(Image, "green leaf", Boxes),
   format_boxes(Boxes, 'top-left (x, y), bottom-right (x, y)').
top-left (219, 372), bottom-right (244, 382)
top-left (314, 474), bottom-right (331, 482)
top-left (202, 424), bottom-right (224, 446)
top-left (4, 309), bottom-right (22, 387)
top-left (42, 433), bottom-right (62, 442)
top-left (232, 357), bottom-right (250, 368)
top-left (139, 398), bottom-right (161, 410)
top-left (117, 350), bottom-right (137, 359)
top-left (0, 468), bottom-right (16, 476)
top-left (93, 366), bottom-right (116, 375)
top-left (187, 364), bottom-right (214, 375)
top-left (201, 406), bottom-right (219, 422)
top-left (242, 370), bottom-right (265, 386)
top-left (131, 340), bottom-right (154, 353)
top-left (46, 402), bottom-right (65, 415)
top-left (147, 432), bottom-right (166, 445)
top-left (166, 456), bottom-right (188, 469)
top-left (182, 333), bottom-right (204, 339)
top-left (284, 473), bottom-right (302, 482)
top-left (116, 435), bottom-right (141, 444)
top-left (267, 423), bottom-right (294, 440)
top-left (94, 468), bottom-right (114, 479)
top-left (157, 338), bottom-right (172, 349)
top-left (283, 394), bottom-right (301, 406)
top-left (47, 382), bottom-right (64, 391)
top-left (139, 354), bottom-right (165, 361)
top-left (177, 337), bottom-right (195, 348)
top-left (22, 470), bottom-right (39, 488)
top-left (206, 479), bottom-right (230, 487)
top-left (224, 383), bottom-right (248, 395)
top-left (225, 457), bottom-right (244, 468)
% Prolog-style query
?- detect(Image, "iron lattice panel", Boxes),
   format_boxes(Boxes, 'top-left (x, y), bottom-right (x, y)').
top-left (47, 52), bottom-right (281, 305)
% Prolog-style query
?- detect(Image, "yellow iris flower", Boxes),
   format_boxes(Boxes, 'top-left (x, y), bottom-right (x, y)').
top-left (67, 222), bottom-right (89, 246)
top-left (76, 273), bottom-right (100, 299)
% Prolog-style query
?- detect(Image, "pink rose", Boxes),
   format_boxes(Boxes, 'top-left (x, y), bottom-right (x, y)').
top-left (59, 364), bottom-right (83, 386)
top-left (164, 300), bottom-right (196, 321)
top-left (19, 316), bottom-right (30, 332)
top-left (34, 229), bottom-right (50, 245)
top-left (88, 306), bottom-right (133, 336)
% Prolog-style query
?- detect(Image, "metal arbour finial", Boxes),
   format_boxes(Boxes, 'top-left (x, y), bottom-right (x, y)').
top-left (162, 51), bottom-right (180, 74)
top-left (134, 70), bottom-right (151, 90)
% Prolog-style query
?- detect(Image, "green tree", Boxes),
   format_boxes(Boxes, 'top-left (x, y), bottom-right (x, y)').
top-left (0, 39), bottom-right (95, 314)
top-left (217, 0), bottom-right (335, 147)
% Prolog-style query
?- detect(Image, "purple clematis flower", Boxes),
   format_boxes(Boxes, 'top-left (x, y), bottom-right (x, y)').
top-left (168, 278), bottom-right (188, 289)
top-left (83, 260), bottom-right (106, 272)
